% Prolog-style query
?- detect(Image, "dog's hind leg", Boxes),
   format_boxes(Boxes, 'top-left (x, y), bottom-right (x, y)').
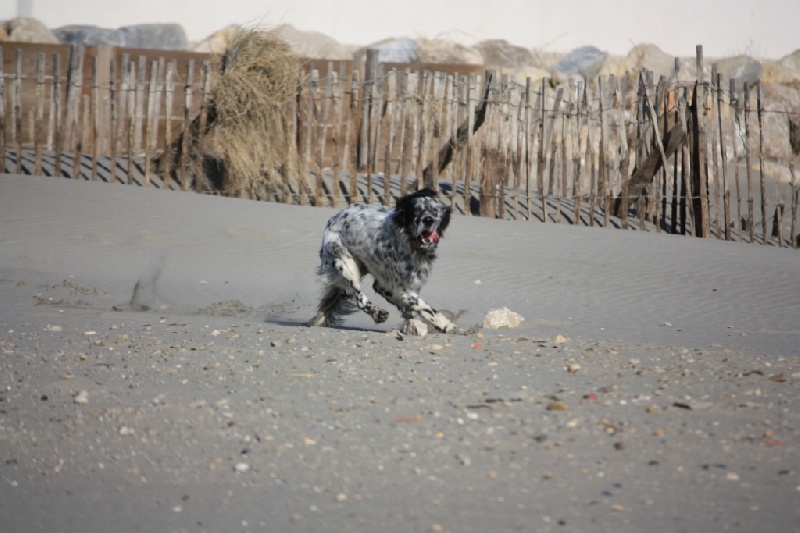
top-left (309, 284), bottom-right (352, 327)
top-left (313, 245), bottom-right (389, 326)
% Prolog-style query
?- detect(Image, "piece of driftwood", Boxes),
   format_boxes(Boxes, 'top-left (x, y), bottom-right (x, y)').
top-left (419, 70), bottom-right (494, 188)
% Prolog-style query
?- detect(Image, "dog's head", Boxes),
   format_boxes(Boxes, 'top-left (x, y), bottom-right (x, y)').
top-left (394, 188), bottom-right (451, 254)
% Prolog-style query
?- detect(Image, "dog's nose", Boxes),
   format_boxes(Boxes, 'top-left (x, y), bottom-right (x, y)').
top-left (422, 215), bottom-right (434, 227)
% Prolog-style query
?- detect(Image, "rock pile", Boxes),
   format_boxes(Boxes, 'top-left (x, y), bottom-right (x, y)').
top-left (1, 17), bottom-right (798, 164)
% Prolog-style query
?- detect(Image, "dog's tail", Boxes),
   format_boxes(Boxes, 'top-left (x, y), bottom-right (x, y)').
top-left (308, 284), bottom-right (357, 327)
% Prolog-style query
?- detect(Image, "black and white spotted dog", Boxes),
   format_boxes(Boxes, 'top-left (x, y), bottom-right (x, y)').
top-left (308, 188), bottom-right (461, 334)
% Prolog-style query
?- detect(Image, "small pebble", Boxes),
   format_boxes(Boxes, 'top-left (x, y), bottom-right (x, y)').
top-left (73, 390), bottom-right (89, 404)
top-left (546, 400), bottom-right (569, 412)
top-left (234, 462), bottom-right (250, 473)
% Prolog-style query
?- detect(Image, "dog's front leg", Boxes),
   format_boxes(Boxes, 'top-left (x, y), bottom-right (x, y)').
top-left (395, 291), bottom-right (461, 334)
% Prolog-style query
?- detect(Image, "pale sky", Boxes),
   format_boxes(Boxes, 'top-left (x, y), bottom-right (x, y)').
top-left (3, 0), bottom-right (798, 59)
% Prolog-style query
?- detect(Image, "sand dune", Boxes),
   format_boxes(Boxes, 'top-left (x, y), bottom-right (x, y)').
top-left (2, 173), bottom-right (797, 353)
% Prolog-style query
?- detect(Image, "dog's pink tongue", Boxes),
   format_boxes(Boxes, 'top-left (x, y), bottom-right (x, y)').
top-left (424, 230), bottom-right (440, 244)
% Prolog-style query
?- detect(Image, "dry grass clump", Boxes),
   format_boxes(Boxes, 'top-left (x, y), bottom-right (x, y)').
top-left (207, 26), bottom-right (306, 200)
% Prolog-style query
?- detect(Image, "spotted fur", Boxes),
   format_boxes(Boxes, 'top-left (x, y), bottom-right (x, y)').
top-left (308, 188), bottom-right (461, 333)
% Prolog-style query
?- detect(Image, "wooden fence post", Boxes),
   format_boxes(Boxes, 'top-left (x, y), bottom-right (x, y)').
top-left (366, 64), bottom-right (382, 203)
top-left (690, 81), bottom-right (709, 237)
top-left (13, 49), bottom-right (23, 175)
top-left (195, 59), bottom-right (211, 193)
top-left (743, 81), bottom-right (754, 243)
top-left (320, 62), bottom-right (334, 200)
top-left (108, 54), bottom-right (118, 184)
top-left (598, 76), bottom-right (609, 227)
top-left (791, 163), bottom-right (798, 248)
top-left (717, 71), bottom-right (730, 240)
top-left (163, 61), bottom-right (176, 188)
top-left (463, 73), bottom-right (477, 214)
top-left (572, 80), bottom-right (585, 225)
top-left (347, 69), bottom-right (360, 202)
top-left (142, 60), bottom-right (157, 187)
top-left (537, 77), bottom-right (547, 222)
top-left (617, 74), bottom-right (632, 229)
top-left (34, 52), bottom-right (45, 176)
top-left (382, 69), bottom-right (398, 206)
top-left (125, 59), bottom-right (136, 184)
top-left (358, 49), bottom-right (379, 175)
top-left (180, 59), bottom-right (194, 191)
top-left (0, 47), bottom-right (5, 174)
top-left (63, 45), bottom-right (84, 178)
top-left (396, 69), bottom-right (411, 200)
top-left (330, 67), bottom-right (343, 208)
top-left (91, 55), bottom-right (100, 181)
top-left (756, 82), bottom-right (767, 244)
top-left (306, 67), bottom-right (319, 205)
top-left (708, 64), bottom-right (720, 237)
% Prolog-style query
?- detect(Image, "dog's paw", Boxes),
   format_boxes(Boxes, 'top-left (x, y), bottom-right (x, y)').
top-left (373, 308), bottom-right (390, 324)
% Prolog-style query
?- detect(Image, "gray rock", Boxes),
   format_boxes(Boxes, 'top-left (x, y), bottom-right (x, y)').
top-left (54, 25), bottom-right (125, 47)
top-left (119, 24), bottom-right (187, 50)
top-left (475, 39), bottom-right (535, 68)
top-left (3, 17), bottom-right (58, 44)
top-left (370, 37), bottom-right (418, 63)
top-left (776, 49), bottom-right (800, 85)
top-left (551, 45), bottom-right (608, 80)
top-left (716, 55), bottom-right (762, 88)
top-left (599, 44), bottom-right (687, 82)
top-left (759, 83), bottom-right (800, 160)
top-left (273, 24), bottom-right (351, 60)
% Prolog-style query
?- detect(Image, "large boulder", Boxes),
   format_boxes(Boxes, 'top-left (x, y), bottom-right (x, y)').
top-left (273, 23), bottom-right (351, 59)
top-left (772, 49), bottom-right (800, 85)
top-left (475, 39), bottom-right (535, 68)
top-left (716, 55), bottom-right (762, 88)
top-left (368, 37), bottom-right (418, 63)
top-left (599, 43), bottom-right (689, 82)
top-left (2, 17), bottom-right (58, 44)
top-left (415, 38), bottom-right (483, 64)
top-left (119, 24), bottom-right (187, 50)
top-left (758, 83), bottom-right (800, 161)
top-left (191, 24), bottom-right (239, 54)
top-left (54, 25), bottom-right (125, 46)
top-left (53, 22), bottom-right (186, 50)
top-left (550, 45), bottom-right (608, 82)
top-left (357, 37), bottom-right (482, 65)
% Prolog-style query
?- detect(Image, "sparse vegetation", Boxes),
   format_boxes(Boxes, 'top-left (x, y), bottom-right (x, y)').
top-left (204, 26), bottom-right (306, 200)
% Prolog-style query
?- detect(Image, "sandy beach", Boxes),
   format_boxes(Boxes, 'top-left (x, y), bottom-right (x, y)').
top-left (1, 173), bottom-right (798, 532)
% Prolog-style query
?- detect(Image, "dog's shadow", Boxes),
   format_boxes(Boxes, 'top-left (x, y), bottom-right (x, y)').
top-left (267, 318), bottom-right (384, 333)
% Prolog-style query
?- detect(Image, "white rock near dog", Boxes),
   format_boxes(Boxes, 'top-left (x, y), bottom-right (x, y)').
top-left (483, 307), bottom-right (525, 329)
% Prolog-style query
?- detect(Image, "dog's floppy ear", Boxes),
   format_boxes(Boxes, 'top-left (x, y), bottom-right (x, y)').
top-left (395, 189), bottom-right (433, 227)
top-left (394, 192), bottom-right (415, 229)
top-left (439, 205), bottom-right (451, 237)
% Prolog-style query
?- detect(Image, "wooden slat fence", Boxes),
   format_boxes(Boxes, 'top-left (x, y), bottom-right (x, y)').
top-left (1, 43), bottom-right (798, 249)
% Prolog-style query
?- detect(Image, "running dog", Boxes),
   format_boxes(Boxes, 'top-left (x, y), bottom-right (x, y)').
top-left (308, 188), bottom-right (461, 333)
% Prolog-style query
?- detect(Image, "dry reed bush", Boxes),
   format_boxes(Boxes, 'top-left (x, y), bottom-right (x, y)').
top-left (209, 27), bottom-right (306, 200)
